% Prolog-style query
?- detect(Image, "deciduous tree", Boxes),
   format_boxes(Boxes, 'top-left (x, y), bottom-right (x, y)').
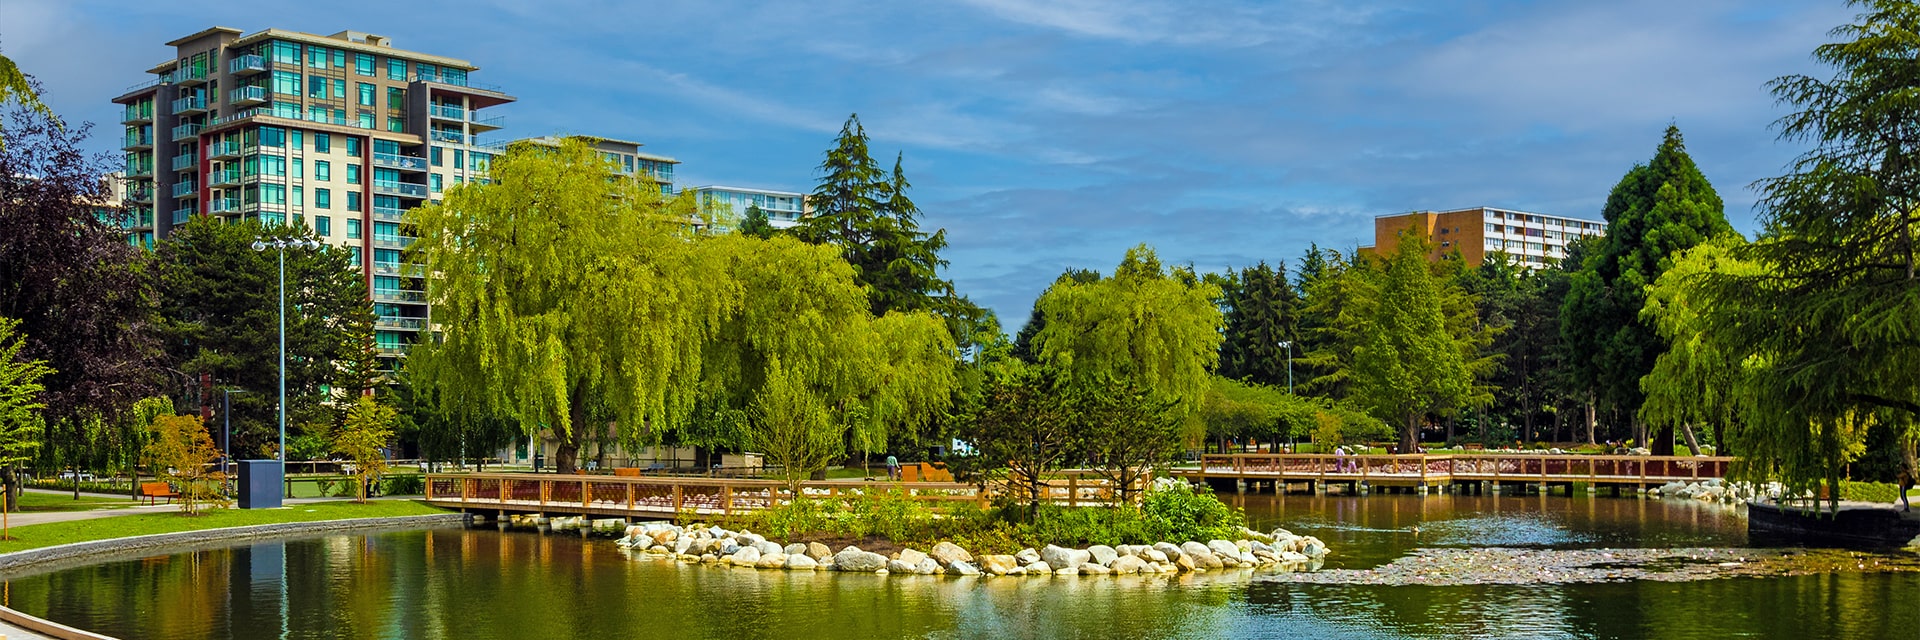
top-left (334, 396), bottom-right (394, 503)
top-left (0, 317), bottom-right (50, 518)
top-left (144, 414), bottom-right (226, 514)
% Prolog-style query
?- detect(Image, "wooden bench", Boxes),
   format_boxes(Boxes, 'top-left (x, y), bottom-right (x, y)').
top-left (138, 482), bottom-right (179, 505)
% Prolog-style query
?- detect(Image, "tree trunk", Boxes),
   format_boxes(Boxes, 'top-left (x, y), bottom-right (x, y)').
top-left (1713, 423), bottom-right (1727, 457)
top-left (1445, 415), bottom-right (1455, 445)
top-left (1652, 423), bottom-right (1675, 457)
top-left (1401, 413), bottom-right (1419, 454)
top-left (1680, 423), bottom-right (1703, 456)
top-left (1585, 395), bottom-right (1597, 446)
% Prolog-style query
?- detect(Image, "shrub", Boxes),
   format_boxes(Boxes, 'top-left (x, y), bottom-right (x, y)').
top-left (1839, 480), bottom-right (1901, 503)
top-left (1140, 479), bottom-right (1245, 542)
top-left (381, 474), bottom-right (424, 495)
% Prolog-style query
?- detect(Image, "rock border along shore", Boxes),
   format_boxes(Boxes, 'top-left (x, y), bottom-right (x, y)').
top-left (609, 520), bottom-right (1330, 577)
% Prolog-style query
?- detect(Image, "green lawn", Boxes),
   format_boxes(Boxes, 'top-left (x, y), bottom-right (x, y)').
top-left (14, 491), bottom-right (136, 513)
top-left (0, 500), bottom-right (449, 553)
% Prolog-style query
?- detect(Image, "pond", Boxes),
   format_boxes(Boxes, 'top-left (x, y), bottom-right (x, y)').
top-left (4, 494), bottom-right (1916, 639)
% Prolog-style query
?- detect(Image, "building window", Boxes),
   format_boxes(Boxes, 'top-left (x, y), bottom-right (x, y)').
top-left (430, 174), bottom-right (442, 192)
top-left (314, 133), bottom-right (330, 153)
top-left (387, 87), bottom-right (405, 110)
top-left (269, 41), bottom-right (300, 64)
top-left (346, 191), bottom-right (362, 211)
top-left (308, 76), bottom-right (327, 99)
top-left (416, 62), bottom-right (437, 79)
top-left (308, 46), bottom-right (328, 69)
top-left (292, 157), bottom-right (303, 179)
top-left (346, 137), bottom-right (362, 156)
top-left (315, 161), bottom-right (331, 181)
top-left (315, 188), bottom-right (331, 209)
top-left (333, 79), bottom-right (346, 101)
top-left (271, 70), bottom-right (301, 95)
top-left (292, 186), bottom-right (303, 207)
top-left (430, 148), bottom-right (442, 167)
top-left (332, 49), bottom-right (346, 69)
top-left (315, 215), bottom-right (331, 236)
top-left (388, 117), bottom-right (404, 132)
top-left (347, 218), bottom-right (362, 239)
top-left (358, 83), bottom-right (376, 107)
top-left (454, 149), bottom-right (463, 170)
top-left (347, 163), bottom-right (362, 184)
top-left (355, 53), bottom-right (375, 76)
top-left (358, 112), bottom-right (375, 129)
top-left (260, 155), bottom-right (287, 176)
top-left (387, 58), bottom-right (405, 80)
top-left (260, 183), bottom-right (286, 204)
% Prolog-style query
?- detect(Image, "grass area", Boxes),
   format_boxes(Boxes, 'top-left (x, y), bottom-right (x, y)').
top-left (0, 500), bottom-right (449, 553)
top-left (14, 491), bottom-right (135, 513)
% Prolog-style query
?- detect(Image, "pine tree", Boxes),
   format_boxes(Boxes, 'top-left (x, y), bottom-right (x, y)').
top-left (1218, 262), bottom-right (1299, 390)
top-left (1561, 125), bottom-right (1734, 453)
top-left (737, 203), bottom-right (776, 239)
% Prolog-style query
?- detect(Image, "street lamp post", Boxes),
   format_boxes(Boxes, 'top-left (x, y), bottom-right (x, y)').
top-left (251, 238), bottom-right (320, 481)
top-left (1277, 340), bottom-right (1294, 395)
top-left (220, 389), bottom-right (248, 468)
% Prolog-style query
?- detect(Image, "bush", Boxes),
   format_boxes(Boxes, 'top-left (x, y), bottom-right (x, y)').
top-left (381, 474), bottom-right (424, 495)
top-left (1840, 480), bottom-right (1902, 503)
top-left (1140, 479), bottom-right (1245, 542)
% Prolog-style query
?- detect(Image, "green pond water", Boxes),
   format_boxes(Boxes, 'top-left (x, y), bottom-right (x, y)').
top-left (4, 494), bottom-right (1918, 639)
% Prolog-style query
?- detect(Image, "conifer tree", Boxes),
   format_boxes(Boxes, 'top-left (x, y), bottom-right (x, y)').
top-left (1561, 126), bottom-right (1734, 453)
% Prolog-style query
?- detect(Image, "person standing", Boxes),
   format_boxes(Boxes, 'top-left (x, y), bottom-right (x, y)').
top-left (885, 454), bottom-right (900, 481)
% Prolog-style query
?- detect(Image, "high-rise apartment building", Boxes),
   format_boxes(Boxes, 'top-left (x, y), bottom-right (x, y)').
top-left (516, 135), bottom-right (678, 193)
top-left (685, 185), bottom-right (806, 229)
top-left (113, 26), bottom-right (515, 357)
top-left (1361, 206), bottom-right (1607, 267)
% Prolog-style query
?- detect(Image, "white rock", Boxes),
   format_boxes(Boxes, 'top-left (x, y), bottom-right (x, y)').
top-left (888, 559), bottom-right (918, 573)
top-left (948, 560), bottom-right (981, 576)
top-left (756, 553), bottom-right (788, 569)
top-left (930, 541), bottom-right (974, 567)
top-left (914, 558), bottom-right (943, 575)
top-left (1145, 549), bottom-right (1169, 563)
top-left (1014, 548), bottom-right (1042, 565)
top-left (1110, 555), bottom-right (1147, 574)
top-left (897, 548), bottom-right (930, 567)
top-left (730, 547), bottom-right (761, 566)
top-left (752, 540), bottom-right (784, 556)
top-left (784, 543), bottom-right (808, 556)
top-left (786, 554), bottom-right (819, 570)
top-left (1207, 540), bottom-right (1240, 558)
top-left (1026, 561), bottom-right (1053, 574)
top-left (1088, 545), bottom-right (1119, 566)
top-left (1040, 545), bottom-right (1088, 572)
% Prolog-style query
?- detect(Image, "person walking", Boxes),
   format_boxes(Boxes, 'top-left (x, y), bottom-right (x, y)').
top-left (885, 454), bottom-right (901, 481)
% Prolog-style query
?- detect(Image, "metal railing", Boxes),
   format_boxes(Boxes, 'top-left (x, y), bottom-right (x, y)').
top-left (209, 198), bottom-right (239, 214)
top-left (123, 131), bottom-right (153, 148)
top-left (372, 288), bottom-right (426, 303)
top-left (429, 130), bottom-right (468, 144)
top-left (372, 152), bottom-right (427, 171)
top-left (372, 261), bottom-right (426, 277)
top-left (229, 85), bottom-right (267, 104)
top-left (121, 106), bottom-right (153, 123)
top-left (429, 104), bottom-right (465, 120)
top-left (171, 207), bottom-right (193, 224)
top-left (170, 123), bottom-right (201, 142)
top-left (170, 181), bottom-right (198, 198)
top-left (206, 140), bottom-right (241, 158)
top-left (229, 54), bottom-right (266, 74)
top-left (208, 168), bottom-right (240, 186)
top-left (373, 234), bottom-right (417, 250)
top-left (376, 316), bottom-right (426, 330)
top-left (171, 95), bottom-right (206, 113)
top-left (372, 205), bottom-right (408, 222)
top-left (373, 180), bottom-right (428, 198)
top-left (171, 153), bottom-right (197, 171)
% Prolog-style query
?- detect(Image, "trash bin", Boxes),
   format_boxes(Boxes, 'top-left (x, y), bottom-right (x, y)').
top-left (238, 460), bottom-right (283, 509)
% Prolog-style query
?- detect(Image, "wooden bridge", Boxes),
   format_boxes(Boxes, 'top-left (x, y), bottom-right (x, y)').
top-left (1170, 453), bottom-right (1733, 493)
top-left (422, 471), bottom-right (1139, 520)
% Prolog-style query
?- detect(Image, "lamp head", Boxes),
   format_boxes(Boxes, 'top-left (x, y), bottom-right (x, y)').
top-left (251, 241), bottom-right (267, 251)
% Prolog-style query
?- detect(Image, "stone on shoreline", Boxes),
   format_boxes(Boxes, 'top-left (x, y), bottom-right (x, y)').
top-left (949, 560), bottom-right (981, 576)
top-left (1026, 561), bottom-right (1053, 574)
top-left (806, 542), bottom-right (834, 561)
top-left (784, 543), bottom-right (808, 556)
top-left (786, 554), bottom-right (819, 570)
top-left (1088, 545), bottom-right (1119, 567)
top-left (1041, 545), bottom-right (1089, 572)
top-left (1015, 548), bottom-right (1042, 565)
top-left (730, 547), bottom-right (761, 567)
top-left (1111, 555), bottom-right (1146, 574)
top-left (1079, 563), bottom-right (1111, 575)
top-left (756, 553), bottom-right (788, 569)
top-left (931, 542), bottom-right (973, 567)
top-left (982, 555), bottom-right (1020, 576)
top-left (834, 547), bottom-right (888, 573)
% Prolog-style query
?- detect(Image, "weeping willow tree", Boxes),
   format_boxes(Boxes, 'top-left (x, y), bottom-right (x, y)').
top-left (1645, 2), bottom-right (1920, 511)
top-left (1032, 244), bottom-right (1223, 470)
top-left (407, 137), bottom-right (732, 473)
top-left (696, 233), bottom-right (955, 475)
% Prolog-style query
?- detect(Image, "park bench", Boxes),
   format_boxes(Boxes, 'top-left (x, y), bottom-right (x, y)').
top-left (138, 481), bottom-right (179, 505)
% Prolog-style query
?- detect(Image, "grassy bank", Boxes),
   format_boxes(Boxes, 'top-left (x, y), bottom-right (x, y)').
top-left (0, 500), bottom-right (448, 553)
top-left (14, 491), bottom-right (135, 513)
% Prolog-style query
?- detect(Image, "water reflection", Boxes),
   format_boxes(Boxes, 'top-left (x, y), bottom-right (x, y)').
top-left (1, 495), bottom-right (1913, 640)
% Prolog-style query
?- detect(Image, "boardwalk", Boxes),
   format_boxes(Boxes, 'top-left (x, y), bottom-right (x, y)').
top-left (1171, 453), bottom-right (1732, 491)
top-left (423, 471), bottom-right (1146, 521)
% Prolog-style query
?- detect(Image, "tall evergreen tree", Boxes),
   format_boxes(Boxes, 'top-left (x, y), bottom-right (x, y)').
top-left (1561, 125), bottom-right (1735, 453)
top-left (794, 115), bottom-right (987, 346)
top-left (151, 217), bottom-right (373, 458)
top-left (1010, 268), bottom-right (1101, 364)
top-left (737, 203), bottom-right (776, 240)
top-left (1217, 262), bottom-right (1299, 389)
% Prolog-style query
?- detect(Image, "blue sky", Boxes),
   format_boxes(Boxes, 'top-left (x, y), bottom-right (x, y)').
top-left (4, 0), bottom-right (1856, 326)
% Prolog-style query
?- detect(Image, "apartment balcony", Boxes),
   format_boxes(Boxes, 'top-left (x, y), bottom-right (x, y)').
top-left (123, 131), bottom-right (153, 150)
top-left (208, 167), bottom-right (241, 187)
top-left (170, 66), bottom-right (209, 86)
top-left (171, 95), bottom-right (206, 114)
top-left (372, 234), bottom-right (417, 250)
top-left (208, 198), bottom-right (240, 214)
top-left (372, 205), bottom-right (407, 222)
top-left (229, 54), bottom-right (266, 75)
top-left (206, 140), bottom-right (241, 159)
top-left (211, 107), bottom-right (269, 127)
top-left (469, 112), bottom-right (504, 133)
top-left (229, 85), bottom-right (267, 106)
top-left (125, 163), bottom-right (153, 179)
top-left (121, 106), bottom-right (152, 125)
top-left (428, 104), bottom-right (465, 122)
top-left (375, 316), bottom-right (426, 331)
top-left (170, 181), bottom-right (198, 198)
top-left (127, 186), bottom-right (154, 203)
top-left (170, 123), bottom-right (201, 142)
top-left (428, 129), bottom-right (469, 145)
top-left (171, 207), bottom-right (195, 224)
top-left (372, 288), bottom-right (427, 304)
top-left (171, 153), bottom-right (197, 172)
top-left (371, 261), bottom-right (427, 277)
top-left (371, 152), bottom-right (428, 172)
top-left (372, 180), bottom-right (428, 199)
top-left (375, 345), bottom-right (408, 357)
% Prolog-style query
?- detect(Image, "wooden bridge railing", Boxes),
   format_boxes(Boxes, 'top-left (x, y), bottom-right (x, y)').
top-left (426, 472), bottom-right (987, 516)
top-left (1185, 453), bottom-right (1733, 483)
